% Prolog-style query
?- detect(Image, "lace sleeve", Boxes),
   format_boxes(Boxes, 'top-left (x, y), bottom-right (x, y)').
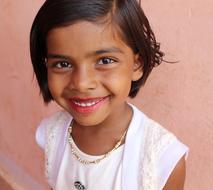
top-left (140, 118), bottom-right (177, 190)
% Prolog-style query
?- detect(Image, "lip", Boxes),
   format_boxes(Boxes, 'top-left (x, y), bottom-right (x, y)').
top-left (68, 96), bottom-right (110, 114)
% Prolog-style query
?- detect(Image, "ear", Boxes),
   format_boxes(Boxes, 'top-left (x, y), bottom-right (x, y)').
top-left (132, 54), bottom-right (143, 81)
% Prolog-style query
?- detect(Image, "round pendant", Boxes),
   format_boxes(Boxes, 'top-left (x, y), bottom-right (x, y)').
top-left (74, 181), bottom-right (86, 190)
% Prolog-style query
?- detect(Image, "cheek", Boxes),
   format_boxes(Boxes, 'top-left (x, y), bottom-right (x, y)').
top-left (47, 73), bottom-right (66, 98)
top-left (47, 77), bottom-right (58, 98)
top-left (102, 70), bottom-right (132, 96)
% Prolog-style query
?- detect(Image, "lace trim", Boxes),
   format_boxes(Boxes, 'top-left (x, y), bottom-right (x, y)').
top-left (44, 112), bottom-right (68, 186)
top-left (140, 119), bottom-right (176, 190)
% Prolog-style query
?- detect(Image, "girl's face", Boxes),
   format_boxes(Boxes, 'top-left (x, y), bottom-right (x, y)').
top-left (46, 21), bottom-right (142, 126)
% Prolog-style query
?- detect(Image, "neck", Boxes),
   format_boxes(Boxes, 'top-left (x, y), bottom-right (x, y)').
top-left (70, 102), bottom-right (133, 155)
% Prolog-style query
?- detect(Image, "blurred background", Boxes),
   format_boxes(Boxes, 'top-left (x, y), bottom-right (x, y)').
top-left (0, 0), bottom-right (212, 189)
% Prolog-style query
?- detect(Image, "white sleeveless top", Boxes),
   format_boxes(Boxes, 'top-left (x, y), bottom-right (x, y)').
top-left (36, 104), bottom-right (188, 190)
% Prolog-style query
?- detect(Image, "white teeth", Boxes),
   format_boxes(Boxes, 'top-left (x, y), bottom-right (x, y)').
top-left (73, 100), bottom-right (98, 107)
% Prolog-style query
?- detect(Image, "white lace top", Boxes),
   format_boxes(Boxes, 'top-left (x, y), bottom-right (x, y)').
top-left (36, 104), bottom-right (188, 190)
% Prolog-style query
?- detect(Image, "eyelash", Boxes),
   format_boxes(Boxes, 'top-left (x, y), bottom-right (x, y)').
top-left (52, 61), bottom-right (72, 69)
top-left (97, 57), bottom-right (117, 65)
top-left (49, 57), bottom-right (117, 71)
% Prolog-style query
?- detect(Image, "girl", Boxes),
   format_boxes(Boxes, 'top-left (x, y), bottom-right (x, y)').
top-left (30, 0), bottom-right (188, 189)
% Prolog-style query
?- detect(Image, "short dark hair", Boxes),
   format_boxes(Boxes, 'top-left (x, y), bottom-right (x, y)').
top-left (30, 0), bottom-right (164, 103)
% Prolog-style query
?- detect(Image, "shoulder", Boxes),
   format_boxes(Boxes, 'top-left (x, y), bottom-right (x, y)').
top-left (130, 103), bottom-right (175, 136)
top-left (143, 115), bottom-right (188, 189)
top-left (35, 111), bottom-right (71, 150)
top-left (131, 104), bottom-right (186, 153)
top-left (131, 104), bottom-right (177, 147)
top-left (130, 104), bottom-right (188, 189)
top-left (142, 112), bottom-right (188, 189)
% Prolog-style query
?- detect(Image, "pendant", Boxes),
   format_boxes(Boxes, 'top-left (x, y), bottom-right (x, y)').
top-left (74, 181), bottom-right (86, 190)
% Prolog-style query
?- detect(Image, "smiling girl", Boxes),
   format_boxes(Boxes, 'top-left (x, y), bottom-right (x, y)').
top-left (30, 0), bottom-right (188, 189)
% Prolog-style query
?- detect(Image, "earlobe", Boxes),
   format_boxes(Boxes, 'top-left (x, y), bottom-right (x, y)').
top-left (132, 66), bottom-right (143, 81)
top-left (132, 55), bottom-right (143, 81)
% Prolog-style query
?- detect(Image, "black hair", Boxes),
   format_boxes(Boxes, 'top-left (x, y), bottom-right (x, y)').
top-left (30, 0), bottom-right (164, 103)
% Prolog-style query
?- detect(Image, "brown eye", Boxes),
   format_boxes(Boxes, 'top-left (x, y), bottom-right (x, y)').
top-left (54, 61), bottom-right (72, 69)
top-left (98, 57), bottom-right (115, 65)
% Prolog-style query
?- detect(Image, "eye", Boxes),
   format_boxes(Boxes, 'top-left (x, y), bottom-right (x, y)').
top-left (53, 61), bottom-right (72, 69)
top-left (98, 57), bottom-right (116, 65)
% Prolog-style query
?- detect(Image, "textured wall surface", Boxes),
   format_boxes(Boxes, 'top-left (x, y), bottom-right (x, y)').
top-left (0, 0), bottom-right (212, 189)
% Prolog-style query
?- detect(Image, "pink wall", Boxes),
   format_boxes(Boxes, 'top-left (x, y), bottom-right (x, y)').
top-left (0, 1), bottom-right (212, 189)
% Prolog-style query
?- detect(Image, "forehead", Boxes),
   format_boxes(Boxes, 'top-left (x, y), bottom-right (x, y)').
top-left (46, 21), bottom-right (132, 55)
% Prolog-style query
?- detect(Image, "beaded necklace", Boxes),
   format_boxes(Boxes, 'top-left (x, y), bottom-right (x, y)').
top-left (68, 121), bottom-right (128, 165)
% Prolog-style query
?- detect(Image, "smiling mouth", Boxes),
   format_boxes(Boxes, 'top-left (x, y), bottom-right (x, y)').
top-left (68, 96), bottom-right (109, 113)
top-left (72, 99), bottom-right (101, 107)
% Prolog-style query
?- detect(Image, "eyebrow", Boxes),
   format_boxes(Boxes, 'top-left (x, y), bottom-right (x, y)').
top-left (47, 54), bottom-right (70, 60)
top-left (89, 47), bottom-right (124, 56)
top-left (47, 47), bottom-right (124, 60)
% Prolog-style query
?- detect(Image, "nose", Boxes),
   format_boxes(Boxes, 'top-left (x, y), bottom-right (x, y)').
top-left (68, 66), bottom-right (97, 92)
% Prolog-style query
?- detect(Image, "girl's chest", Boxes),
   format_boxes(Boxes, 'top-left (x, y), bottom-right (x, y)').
top-left (56, 142), bottom-right (124, 190)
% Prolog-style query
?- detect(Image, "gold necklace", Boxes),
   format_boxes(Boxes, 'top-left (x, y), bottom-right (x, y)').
top-left (68, 121), bottom-right (128, 165)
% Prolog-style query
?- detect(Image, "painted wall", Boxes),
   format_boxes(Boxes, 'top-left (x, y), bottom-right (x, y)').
top-left (0, 0), bottom-right (212, 189)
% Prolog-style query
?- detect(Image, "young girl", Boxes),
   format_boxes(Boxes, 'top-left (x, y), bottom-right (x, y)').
top-left (30, 0), bottom-right (188, 189)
